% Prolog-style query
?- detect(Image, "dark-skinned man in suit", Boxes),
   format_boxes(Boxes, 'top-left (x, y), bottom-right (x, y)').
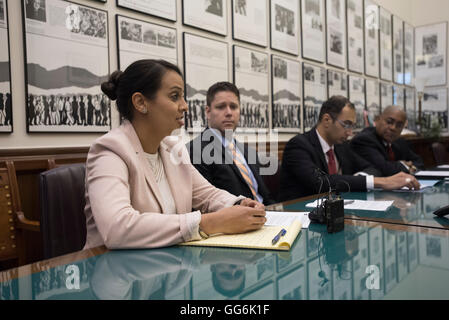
top-left (351, 105), bottom-right (424, 176)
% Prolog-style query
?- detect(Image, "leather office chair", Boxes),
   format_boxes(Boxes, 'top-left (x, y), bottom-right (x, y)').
top-left (0, 161), bottom-right (40, 268)
top-left (39, 163), bottom-right (87, 259)
top-left (432, 142), bottom-right (449, 166)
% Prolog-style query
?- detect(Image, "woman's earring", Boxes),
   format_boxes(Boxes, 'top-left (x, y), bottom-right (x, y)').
top-left (142, 107), bottom-right (148, 114)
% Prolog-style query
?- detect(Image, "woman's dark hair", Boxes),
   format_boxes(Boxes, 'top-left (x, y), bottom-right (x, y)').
top-left (318, 95), bottom-right (355, 122)
top-left (101, 59), bottom-right (183, 121)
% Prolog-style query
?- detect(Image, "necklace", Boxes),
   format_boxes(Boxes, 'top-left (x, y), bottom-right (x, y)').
top-left (145, 152), bottom-right (164, 183)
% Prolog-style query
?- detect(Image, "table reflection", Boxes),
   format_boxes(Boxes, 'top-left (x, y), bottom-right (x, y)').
top-left (1, 222), bottom-right (449, 300)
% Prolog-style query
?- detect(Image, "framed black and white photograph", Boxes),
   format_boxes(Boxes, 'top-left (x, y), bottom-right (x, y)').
top-left (380, 82), bottom-right (393, 109)
top-left (326, 0), bottom-right (346, 68)
top-left (348, 74), bottom-right (365, 129)
top-left (270, 0), bottom-right (299, 55)
top-left (0, 0), bottom-right (12, 132)
top-left (302, 62), bottom-right (326, 132)
top-left (233, 0), bottom-right (267, 47)
top-left (272, 55), bottom-right (301, 132)
top-left (182, 0), bottom-right (228, 36)
top-left (393, 15), bottom-right (404, 84)
top-left (23, 0), bottom-right (110, 133)
top-left (117, 15), bottom-right (177, 70)
top-left (233, 45), bottom-right (269, 131)
top-left (364, 0), bottom-right (379, 78)
top-left (405, 87), bottom-right (416, 130)
top-left (379, 7), bottom-right (392, 81)
top-left (327, 69), bottom-right (347, 98)
top-left (183, 33), bottom-right (228, 130)
top-left (365, 78), bottom-right (380, 126)
top-left (278, 266), bottom-right (306, 300)
top-left (393, 85), bottom-right (405, 107)
top-left (346, 0), bottom-right (364, 74)
top-left (301, 0), bottom-right (325, 63)
top-left (422, 87), bottom-right (448, 132)
top-left (404, 22), bottom-right (414, 86)
top-left (415, 22), bottom-right (447, 86)
top-left (117, 0), bottom-right (176, 22)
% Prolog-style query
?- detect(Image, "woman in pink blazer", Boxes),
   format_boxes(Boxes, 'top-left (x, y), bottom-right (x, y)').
top-left (84, 60), bottom-right (266, 250)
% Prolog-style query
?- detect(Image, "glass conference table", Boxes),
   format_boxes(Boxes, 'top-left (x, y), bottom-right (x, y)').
top-left (1, 185), bottom-right (449, 300)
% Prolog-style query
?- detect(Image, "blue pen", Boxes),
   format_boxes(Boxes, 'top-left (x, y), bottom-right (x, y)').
top-left (272, 228), bottom-right (287, 245)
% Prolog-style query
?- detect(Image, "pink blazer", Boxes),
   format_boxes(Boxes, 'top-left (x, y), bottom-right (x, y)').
top-left (84, 120), bottom-right (241, 250)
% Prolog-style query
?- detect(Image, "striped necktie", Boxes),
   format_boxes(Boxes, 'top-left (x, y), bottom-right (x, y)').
top-left (228, 141), bottom-right (258, 200)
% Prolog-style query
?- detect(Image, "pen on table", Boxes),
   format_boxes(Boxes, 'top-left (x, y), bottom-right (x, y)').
top-left (272, 228), bottom-right (287, 245)
top-left (344, 200), bottom-right (354, 205)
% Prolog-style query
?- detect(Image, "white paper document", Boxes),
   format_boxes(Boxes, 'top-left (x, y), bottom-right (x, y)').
top-left (437, 165), bottom-right (449, 169)
top-left (306, 200), bottom-right (394, 211)
top-left (265, 211), bottom-right (311, 229)
top-left (415, 171), bottom-right (449, 177)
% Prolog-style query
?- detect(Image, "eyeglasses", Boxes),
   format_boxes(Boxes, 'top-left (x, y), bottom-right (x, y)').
top-left (336, 119), bottom-right (356, 130)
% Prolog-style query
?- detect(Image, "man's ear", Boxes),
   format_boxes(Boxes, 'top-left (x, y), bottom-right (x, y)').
top-left (321, 113), bottom-right (332, 127)
top-left (205, 105), bottom-right (211, 120)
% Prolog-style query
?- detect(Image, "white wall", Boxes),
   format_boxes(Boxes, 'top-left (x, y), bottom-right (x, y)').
top-left (1, 0), bottom-right (447, 150)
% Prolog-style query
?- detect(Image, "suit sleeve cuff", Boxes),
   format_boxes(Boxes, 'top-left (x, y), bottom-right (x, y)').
top-left (180, 210), bottom-right (202, 242)
top-left (365, 175), bottom-right (374, 190)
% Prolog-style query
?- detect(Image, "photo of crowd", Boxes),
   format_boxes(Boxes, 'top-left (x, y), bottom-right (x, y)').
top-left (26, 93), bottom-right (110, 128)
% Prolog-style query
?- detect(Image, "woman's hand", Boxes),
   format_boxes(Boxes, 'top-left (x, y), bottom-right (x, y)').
top-left (200, 205), bottom-right (266, 235)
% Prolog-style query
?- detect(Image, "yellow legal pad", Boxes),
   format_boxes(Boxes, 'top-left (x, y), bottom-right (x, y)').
top-left (179, 220), bottom-right (302, 251)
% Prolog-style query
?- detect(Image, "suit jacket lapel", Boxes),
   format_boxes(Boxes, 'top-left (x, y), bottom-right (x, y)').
top-left (122, 120), bottom-right (166, 213)
top-left (309, 129), bottom-right (328, 172)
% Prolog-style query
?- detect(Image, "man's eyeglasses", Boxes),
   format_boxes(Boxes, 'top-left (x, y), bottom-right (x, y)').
top-left (336, 119), bottom-right (356, 130)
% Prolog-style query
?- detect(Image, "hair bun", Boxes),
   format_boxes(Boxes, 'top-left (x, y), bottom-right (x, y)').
top-left (101, 70), bottom-right (123, 101)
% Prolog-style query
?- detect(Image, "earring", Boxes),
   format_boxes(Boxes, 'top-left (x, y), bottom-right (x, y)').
top-left (142, 107), bottom-right (148, 114)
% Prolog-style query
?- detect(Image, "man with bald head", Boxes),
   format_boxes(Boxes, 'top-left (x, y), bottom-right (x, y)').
top-left (351, 105), bottom-right (424, 176)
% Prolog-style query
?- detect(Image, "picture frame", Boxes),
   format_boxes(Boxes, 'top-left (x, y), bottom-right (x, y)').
top-left (232, 0), bottom-right (268, 47)
top-left (415, 21), bottom-right (447, 87)
top-left (22, 0), bottom-right (111, 133)
top-left (379, 7), bottom-right (392, 81)
top-left (302, 62), bottom-right (327, 132)
top-left (380, 82), bottom-right (394, 110)
top-left (418, 232), bottom-right (449, 270)
top-left (405, 87), bottom-right (416, 130)
top-left (327, 69), bottom-right (347, 98)
top-left (116, 15), bottom-right (177, 71)
top-left (346, 0), bottom-right (364, 74)
top-left (182, 0), bottom-right (228, 36)
top-left (403, 22), bottom-right (415, 86)
top-left (393, 15), bottom-right (404, 84)
top-left (393, 85), bottom-right (405, 107)
top-left (301, 0), bottom-right (326, 63)
top-left (364, 0), bottom-right (379, 78)
top-left (183, 33), bottom-right (228, 130)
top-left (422, 87), bottom-right (448, 132)
top-left (233, 45), bottom-right (269, 131)
top-left (0, 0), bottom-right (12, 133)
top-left (116, 0), bottom-right (177, 22)
top-left (365, 78), bottom-right (380, 126)
top-left (326, 0), bottom-right (346, 69)
top-left (271, 54), bottom-right (301, 132)
top-left (270, 0), bottom-right (300, 55)
top-left (348, 74), bottom-right (365, 129)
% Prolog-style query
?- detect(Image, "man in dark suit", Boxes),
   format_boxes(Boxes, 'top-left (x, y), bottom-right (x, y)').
top-left (351, 106), bottom-right (424, 176)
top-left (279, 96), bottom-right (420, 201)
top-left (186, 82), bottom-right (275, 205)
